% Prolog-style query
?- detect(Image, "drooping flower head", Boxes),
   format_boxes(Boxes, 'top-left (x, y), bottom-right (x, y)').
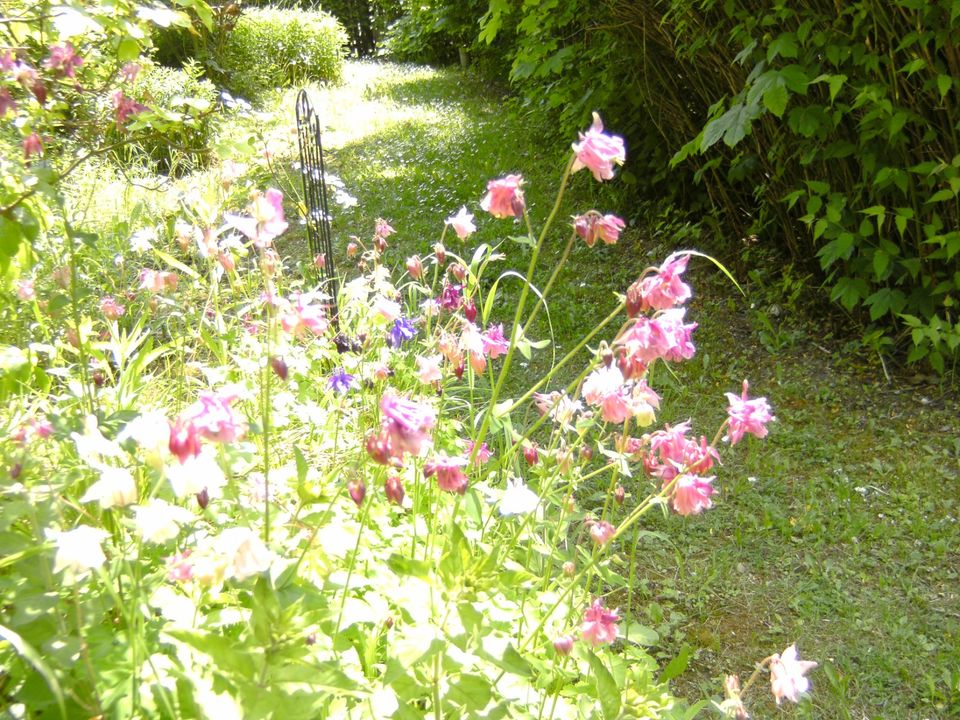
top-left (22, 132), bottom-right (43, 159)
top-left (589, 520), bottom-right (616, 545)
top-left (99, 296), bottom-right (125, 321)
top-left (670, 474), bottom-right (716, 516)
top-left (416, 354), bottom-right (443, 384)
top-left (769, 645), bottom-right (817, 705)
top-left (380, 394), bottom-right (436, 458)
top-left (440, 282), bottom-right (463, 312)
top-left (51, 525), bottom-right (110, 576)
top-left (184, 390), bottom-right (245, 444)
top-left (423, 452), bottom-right (469, 494)
top-left (581, 598), bottom-right (620, 646)
top-left (280, 293), bottom-right (329, 337)
top-left (573, 212), bottom-right (626, 247)
top-left (626, 253), bottom-right (692, 316)
top-left (112, 90), bottom-right (147, 127)
top-left (725, 380), bottom-right (774, 445)
top-left (446, 206), bottom-right (476, 239)
top-left (43, 42), bottom-right (83, 78)
top-left (571, 113), bottom-right (626, 182)
top-left (388, 317), bottom-right (418, 349)
top-left (480, 174), bottom-right (525, 219)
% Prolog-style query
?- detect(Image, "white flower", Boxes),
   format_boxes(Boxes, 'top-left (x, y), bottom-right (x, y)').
top-left (118, 411), bottom-right (171, 454)
top-left (80, 466), bottom-right (137, 508)
top-left (129, 227), bottom-right (157, 253)
top-left (134, 500), bottom-right (194, 544)
top-left (166, 448), bottom-right (226, 499)
top-left (72, 415), bottom-right (123, 463)
top-left (213, 527), bottom-right (272, 581)
top-left (51, 525), bottom-right (109, 575)
top-left (770, 644), bottom-right (818, 705)
top-left (499, 477), bottom-right (540, 516)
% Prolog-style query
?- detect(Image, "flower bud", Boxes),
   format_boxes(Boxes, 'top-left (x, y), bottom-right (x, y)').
top-left (270, 356), bottom-right (288, 381)
top-left (625, 280), bottom-right (643, 319)
top-left (450, 262), bottom-right (466, 282)
top-left (9, 463), bottom-right (22, 480)
top-left (374, 235), bottom-right (387, 254)
top-left (347, 241), bottom-right (359, 258)
top-left (552, 635), bottom-right (574, 656)
top-left (365, 431), bottom-right (393, 465)
top-left (314, 253), bottom-right (326, 269)
top-left (218, 252), bottom-right (235, 273)
top-left (406, 255), bottom-right (423, 280)
top-left (306, 633), bottom-right (317, 646)
top-left (523, 443), bottom-right (539, 466)
top-left (196, 487), bottom-right (209, 510)
top-left (433, 242), bottom-right (446, 266)
top-left (385, 475), bottom-right (404, 505)
top-left (453, 361), bottom-right (464, 380)
top-left (463, 299), bottom-right (477, 323)
top-left (562, 560), bottom-right (575, 576)
top-left (580, 445), bottom-right (594, 461)
top-left (614, 485), bottom-right (625, 505)
top-left (384, 615), bottom-right (394, 629)
top-left (348, 478), bottom-right (366, 507)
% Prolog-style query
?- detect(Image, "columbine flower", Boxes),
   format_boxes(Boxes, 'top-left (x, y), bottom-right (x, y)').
top-left (380, 394), bottom-right (436, 458)
top-left (22, 132), bottom-right (44, 160)
top-left (51, 525), bottom-right (109, 575)
top-left (16, 279), bottom-right (34, 302)
top-left (80, 466), bottom-right (137, 508)
top-left (280, 293), bottom-right (329, 337)
top-left (112, 90), bottom-right (147, 127)
top-left (168, 417), bottom-right (202, 464)
top-left (138, 269), bottom-right (178, 293)
top-left (769, 645), bottom-right (817, 705)
top-left (119, 62), bottom-right (140, 83)
top-left (581, 598), bottom-right (620, 646)
top-left (373, 295), bottom-right (402, 322)
top-left (0, 89), bottom-right (16, 117)
top-left (384, 475), bottom-right (405, 505)
top-left (388, 317), bottom-right (418, 348)
top-left (224, 188), bottom-right (288, 247)
top-left (375, 218), bottom-right (395, 240)
top-left (466, 440), bottom-right (492, 465)
top-left (573, 212), bottom-right (626, 247)
top-left (129, 227), bottom-right (157, 253)
top-left (406, 255), bottom-right (423, 280)
top-left (440, 283), bottom-right (463, 312)
top-left (134, 500), bottom-right (194, 544)
top-left (589, 520), bottom-right (616, 545)
top-left (166, 448), bottom-right (227, 499)
top-left (480, 174), bottom-right (525, 219)
top-left (482, 324), bottom-right (509, 359)
top-left (184, 390), bottom-right (245, 443)
top-left (616, 308), bottom-right (697, 371)
top-left (626, 253), bottom-right (692, 316)
top-left (553, 635), bottom-right (575, 656)
top-left (572, 112), bottom-right (626, 182)
top-left (499, 477), bottom-right (539, 516)
top-left (328, 368), bottom-right (356, 395)
top-left (446, 206), bottom-right (476, 240)
top-left (424, 452), bottom-right (469, 494)
top-left (670, 474), bottom-right (716, 516)
top-left (43, 42), bottom-right (83, 78)
top-left (725, 380), bottom-right (774, 445)
top-left (643, 421), bottom-right (719, 482)
top-left (212, 527), bottom-right (273, 582)
top-left (416, 354), bottom-right (443, 384)
top-left (99, 296), bottom-right (125, 321)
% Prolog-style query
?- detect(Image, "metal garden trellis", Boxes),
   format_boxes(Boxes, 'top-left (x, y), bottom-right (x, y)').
top-left (295, 88), bottom-right (338, 316)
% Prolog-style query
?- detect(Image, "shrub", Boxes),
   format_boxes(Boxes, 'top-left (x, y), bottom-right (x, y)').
top-left (219, 7), bottom-right (348, 99)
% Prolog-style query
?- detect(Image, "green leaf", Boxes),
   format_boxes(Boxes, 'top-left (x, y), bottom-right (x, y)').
top-left (701, 103), bottom-right (759, 151)
top-left (166, 629), bottom-right (257, 680)
top-left (622, 621), bottom-right (659, 646)
top-left (387, 553), bottom-right (431, 579)
top-left (508, 234), bottom-right (535, 248)
top-left (584, 649), bottom-right (620, 720)
top-left (117, 37), bottom-right (140, 62)
top-left (0, 623), bottom-right (66, 719)
top-left (937, 74), bottom-right (953, 100)
top-left (767, 33), bottom-right (798, 61)
top-left (873, 250), bottom-right (890, 279)
top-left (0, 215), bottom-right (23, 258)
top-left (763, 83), bottom-right (789, 117)
top-left (446, 674), bottom-right (492, 710)
top-left (659, 645), bottom-right (693, 683)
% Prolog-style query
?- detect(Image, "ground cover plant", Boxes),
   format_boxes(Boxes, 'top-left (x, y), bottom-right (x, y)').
top-left (1, 3), bottom-right (957, 718)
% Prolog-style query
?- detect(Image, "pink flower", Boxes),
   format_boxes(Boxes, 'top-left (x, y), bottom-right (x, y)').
top-left (385, 475), bottom-right (405, 505)
top-left (589, 520), bottom-right (616, 545)
top-left (466, 440), bottom-right (493, 465)
top-left (725, 380), bottom-right (774, 445)
top-left (571, 112), bottom-right (626, 182)
top-left (416, 354), bottom-right (443, 384)
top-left (617, 308), bottom-right (697, 368)
top-left (482, 324), bottom-right (510, 359)
top-left (406, 255), bottom-right (423, 280)
top-left (424, 452), bottom-right (469, 494)
top-left (626, 253), bottom-right (692, 316)
top-left (168, 417), bottom-right (202, 463)
top-left (460, 322), bottom-right (486, 374)
top-left (224, 188), bottom-right (288, 247)
top-left (43, 43), bottom-right (83, 78)
top-left (446, 206), bottom-right (476, 240)
top-left (380, 394), bottom-right (436, 458)
top-left (99, 296), bottom-right (125, 321)
top-left (480, 174), bottom-right (525, 219)
top-left (670, 474), bottom-right (715, 516)
top-left (643, 421), bottom-right (719, 482)
top-left (119, 62), bottom-right (141, 83)
top-left (139, 269), bottom-right (178, 293)
top-left (769, 645), bottom-right (817, 705)
top-left (375, 218), bottom-right (395, 239)
top-left (440, 283), bottom-right (463, 312)
top-left (553, 635), bottom-right (575, 656)
top-left (280, 293), bottom-right (329, 337)
top-left (16, 279), bottom-right (34, 302)
top-left (112, 90), bottom-right (147, 127)
top-left (22, 132), bottom-right (43, 159)
top-left (573, 212), bottom-right (625, 247)
top-left (0, 89), bottom-right (17, 117)
top-left (373, 295), bottom-right (401, 322)
top-left (184, 391), bottom-right (245, 444)
top-left (581, 598), bottom-right (620, 646)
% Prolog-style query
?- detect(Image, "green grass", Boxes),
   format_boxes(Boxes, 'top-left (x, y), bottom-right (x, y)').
top-left (69, 59), bottom-right (960, 719)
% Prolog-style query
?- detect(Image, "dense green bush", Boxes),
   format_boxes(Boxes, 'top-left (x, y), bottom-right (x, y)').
top-left (473, 0), bottom-right (960, 372)
top-left (219, 7), bottom-right (348, 98)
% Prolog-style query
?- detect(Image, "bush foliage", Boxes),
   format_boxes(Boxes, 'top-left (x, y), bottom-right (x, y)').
top-left (398, 0), bottom-right (960, 371)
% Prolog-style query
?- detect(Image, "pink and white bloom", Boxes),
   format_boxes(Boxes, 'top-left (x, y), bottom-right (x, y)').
top-left (581, 598), bottom-right (620, 646)
top-left (573, 212), bottom-right (625, 247)
top-left (482, 324), bottom-right (510, 359)
top-left (43, 42), bottom-right (83, 78)
top-left (466, 440), bottom-right (493, 465)
top-left (769, 645), bottom-right (817, 705)
top-left (16, 279), bottom-right (34, 302)
top-left (51, 525), bottom-right (109, 575)
top-left (589, 520), bottom-right (616, 545)
top-left (134, 500), bottom-right (194, 544)
top-left (480, 174), bottom-right (525, 219)
top-left (213, 527), bottom-right (273, 581)
top-left (375, 218), bottom-right (395, 239)
top-left (99, 296), bottom-right (125, 321)
top-left (416, 354), bottom-right (443, 384)
top-left (280, 293), bottom-right (329, 337)
top-left (460, 322), bottom-right (487, 374)
top-left (423, 452), bottom-right (469, 494)
top-left (372, 295), bottom-right (401, 323)
top-left (627, 253), bottom-right (692, 316)
top-left (80, 467), bottom-right (138, 509)
top-left (617, 308), bottom-right (697, 370)
top-left (22, 132), bottom-right (43, 159)
top-left (643, 421), bottom-right (719, 482)
top-left (138, 269), bottom-right (178, 293)
top-left (406, 255), bottom-right (423, 280)
top-left (119, 62), bottom-right (141, 83)
top-left (572, 112), bottom-right (626, 182)
top-left (184, 390), bottom-right (245, 444)
top-left (380, 394), bottom-right (436, 458)
top-left (670, 474), bottom-right (716, 516)
top-left (224, 188), bottom-right (288, 247)
top-left (725, 380), bottom-right (774, 445)
top-left (165, 448), bottom-right (227, 499)
top-left (446, 206), bottom-right (476, 240)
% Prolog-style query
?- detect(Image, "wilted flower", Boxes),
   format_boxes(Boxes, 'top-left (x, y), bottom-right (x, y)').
top-left (769, 645), bottom-right (817, 705)
top-left (725, 380), bottom-right (774, 445)
top-left (572, 113), bottom-right (625, 182)
top-left (581, 598), bottom-right (620, 646)
top-left (424, 452), bottom-right (469, 494)
top-left (51, 525), bottom-right (109, 576)
top-left (446, 206), bottom-right (476, 240)
top-left (480, 174), bottom-right (525, 219)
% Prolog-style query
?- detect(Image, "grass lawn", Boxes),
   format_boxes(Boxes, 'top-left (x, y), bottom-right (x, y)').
top-left (297, 61), bottom-right (960, 719)
top-left (73, 59), bottom-right (960, 718)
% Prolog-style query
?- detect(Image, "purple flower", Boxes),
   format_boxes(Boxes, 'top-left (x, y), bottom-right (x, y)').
top-left (329, 368), bottom-right (356, 395)
top-left (388, 317), bottom-right (418, 349)
top-left (440, 283), bottom-right (463, 312)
